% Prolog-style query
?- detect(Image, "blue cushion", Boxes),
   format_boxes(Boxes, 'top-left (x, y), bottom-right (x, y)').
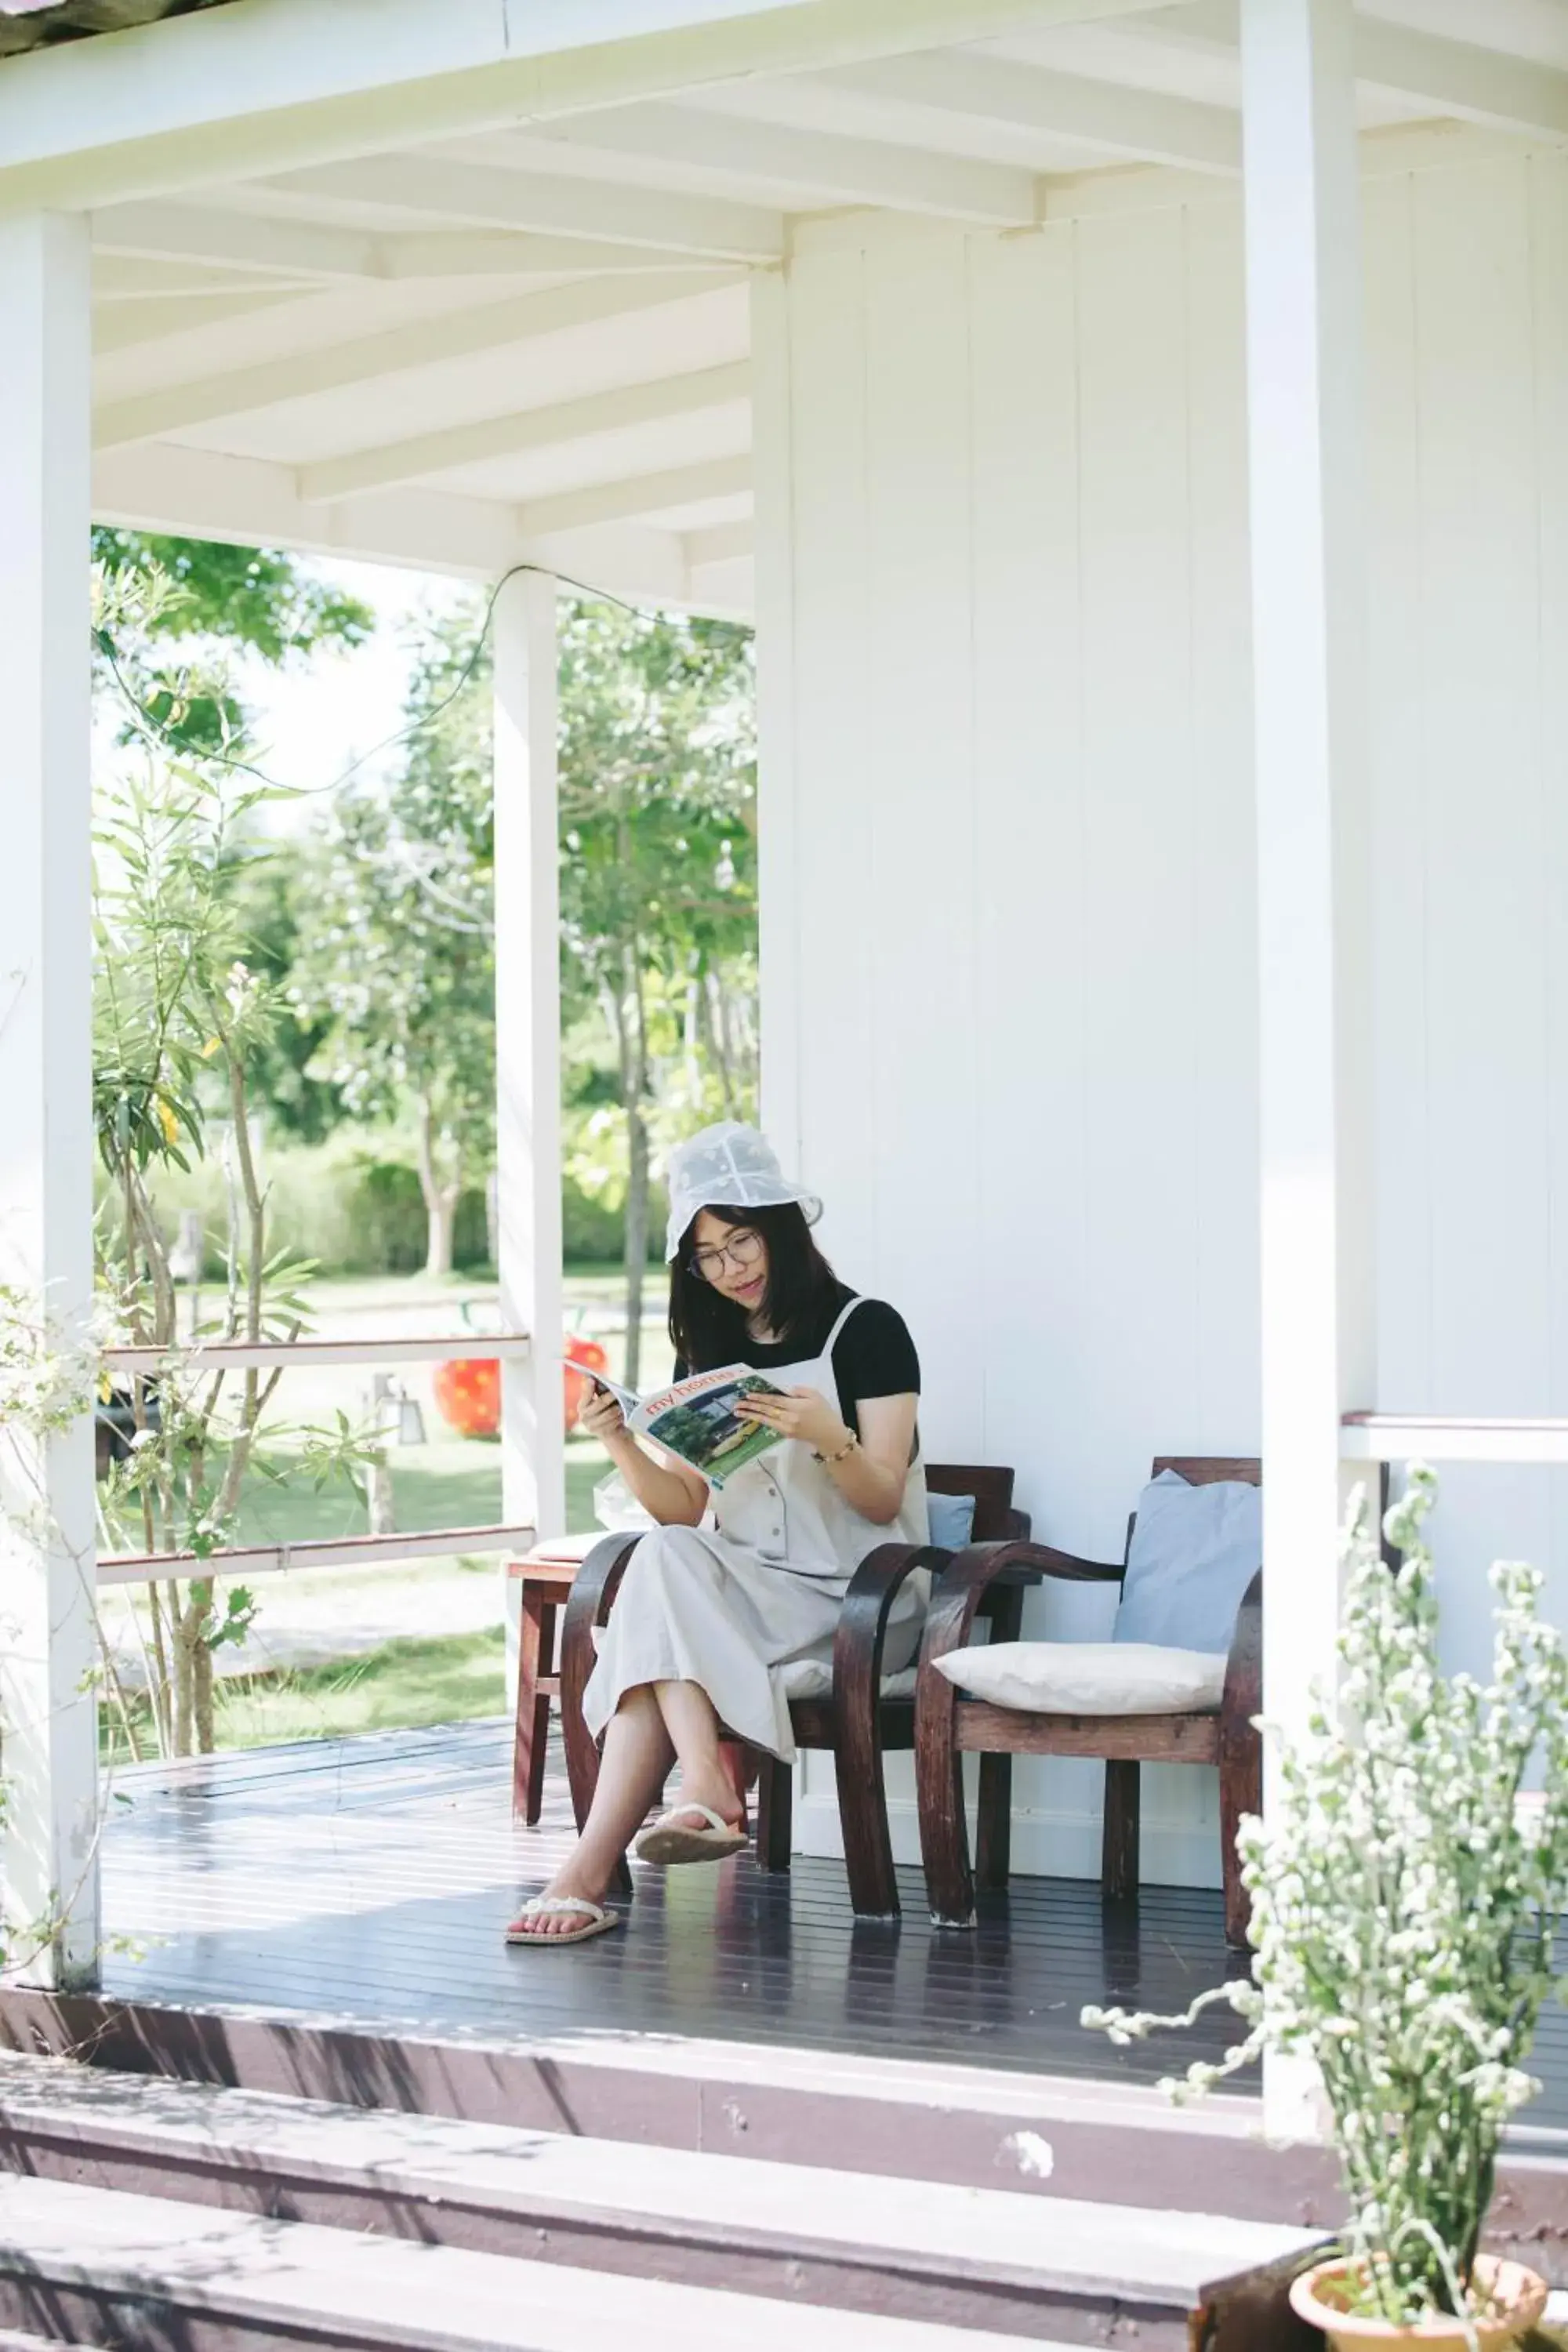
top-left (927, 1490), bottom-right (978, 1550)
top-left (1112, 1470), bottom-right (1261, 1655)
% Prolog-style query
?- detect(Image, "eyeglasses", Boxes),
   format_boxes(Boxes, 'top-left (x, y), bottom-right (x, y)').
top-left (691, 1229), bottom-right (764, 1283)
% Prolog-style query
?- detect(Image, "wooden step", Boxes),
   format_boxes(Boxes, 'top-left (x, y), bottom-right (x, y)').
top-left (0, 2054), bottom-right (1323, 2345)
top-left (0, 2173), bottom-right (1130, 2352)
top-left (0, 2334), bottom-right (107, 2351)
top-left (0, 1984), bottom-right (1347, 2222)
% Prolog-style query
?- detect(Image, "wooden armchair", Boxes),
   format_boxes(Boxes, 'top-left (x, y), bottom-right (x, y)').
top-left (915, 1457), bottom-right (1263, 1947)
top-left (557, 1465), bottom-right (1038, 1919)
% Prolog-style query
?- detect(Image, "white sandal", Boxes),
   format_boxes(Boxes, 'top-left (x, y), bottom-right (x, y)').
top-left (635, 1802), bottom-right (749, 1867)
top-left (504, 1896), bottom-right (621, 1947)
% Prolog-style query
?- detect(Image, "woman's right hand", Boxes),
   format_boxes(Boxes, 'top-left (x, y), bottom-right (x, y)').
top-left (579, 1383), bottom-right (628, 1446)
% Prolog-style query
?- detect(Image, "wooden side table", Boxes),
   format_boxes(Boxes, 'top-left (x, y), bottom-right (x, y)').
top-left (507, 1534), bottom-right (600, 1824)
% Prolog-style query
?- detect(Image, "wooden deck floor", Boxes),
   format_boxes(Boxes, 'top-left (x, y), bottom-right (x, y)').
top-left (96, 1717), bottom-right (1568, 2128)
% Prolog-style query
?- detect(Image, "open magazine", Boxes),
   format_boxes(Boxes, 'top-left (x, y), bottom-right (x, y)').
top-left (583, 1364), bottom-right (788, 1486)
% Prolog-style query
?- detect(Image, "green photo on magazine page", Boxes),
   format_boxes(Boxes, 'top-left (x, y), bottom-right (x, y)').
top-left (578, 1365), bottom-right (789, 1486)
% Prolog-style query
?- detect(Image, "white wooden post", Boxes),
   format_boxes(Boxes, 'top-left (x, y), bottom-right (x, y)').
top-left (493, 571), bottom-right (565, 1682)
top-left (1240, 0), bottom-right (1375, 2137)
top-left (0, 209), bottom-right (100, 1989)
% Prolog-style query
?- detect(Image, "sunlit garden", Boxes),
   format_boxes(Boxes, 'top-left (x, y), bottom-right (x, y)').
top-left (82, 529), bottom-right (755, 1764)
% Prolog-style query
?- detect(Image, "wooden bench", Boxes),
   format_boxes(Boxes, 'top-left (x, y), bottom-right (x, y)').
top-left (557, 1466), bottom-right (1040, 1919)
top-left (914, 1457), bottom-right (1264, 1946)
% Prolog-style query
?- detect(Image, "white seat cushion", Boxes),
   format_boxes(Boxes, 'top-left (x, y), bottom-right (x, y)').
top-left (932, 1640), bottom-right (1226, 1716)
top-left (778, 1660), bottom-right (917, 1700)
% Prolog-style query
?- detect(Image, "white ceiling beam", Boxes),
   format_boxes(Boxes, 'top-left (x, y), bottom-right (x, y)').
top-left (2, 0), bottom-right (1196, 209)
top-left (684, 521), bottom-right (753, 568)
top-left (298, 359), bottom-right (753, 505)
top-left (93, 291), bottom-right (304, 357)
top-left (1352, 17), bottom-right (1568, 139)
top-left (824, 49), bottom-right (1241, 173)
top-left (517, 455), bottom-right (752, 537)
top-left (376, 232), bottom-right (736, 279)
top-left (260, 158), bottom-right (784, 263)
top-left (1127, 2), bottom-right (1568, 141)
top-left (537, 100), bottom-right (1038, 223)
top-left (92, 201), bottom-right (383, 283)
top-left (93, 202), bottom-right (736, 285)
top-left (92, 269), bottom-right (737, 450)
top-left (93, 253), bottom-right (267, 299)
top-left (93, 440), bottom-right (703, 610)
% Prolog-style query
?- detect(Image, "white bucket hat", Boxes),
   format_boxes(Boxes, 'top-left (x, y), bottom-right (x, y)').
top-left (663, 1121), bottom-right (822, 1262)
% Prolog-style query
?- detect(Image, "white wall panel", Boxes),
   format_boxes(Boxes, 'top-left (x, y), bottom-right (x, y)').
top-left (764, 138), bottom-right (1568, 1882)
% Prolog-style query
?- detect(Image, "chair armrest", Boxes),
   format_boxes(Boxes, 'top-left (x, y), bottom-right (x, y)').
top-left (920, 1540), bottom-right (1123, 1668)
top-left (559, 1533), bottom-right (641, 1809)
top-left (833, 1541), bottom-right (949, 1704)
top-left (1221, 1566), bottom-right (1262, 1737)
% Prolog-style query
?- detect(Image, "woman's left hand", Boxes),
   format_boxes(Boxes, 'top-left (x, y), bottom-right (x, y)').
top-left (736, 1385), bottom-right (848, 1454)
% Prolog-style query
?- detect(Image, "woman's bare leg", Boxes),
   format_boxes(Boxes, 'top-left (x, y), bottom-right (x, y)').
top-left (654, 1679), bottom-right (747, 1831)
top-left (516, 1685), bottom-right (673, 1939)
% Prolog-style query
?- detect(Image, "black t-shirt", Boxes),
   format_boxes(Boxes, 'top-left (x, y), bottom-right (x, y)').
top-left (675, 1283), bottom-right (920, 1437)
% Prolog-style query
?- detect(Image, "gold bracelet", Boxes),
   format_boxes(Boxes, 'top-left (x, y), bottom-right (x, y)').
top-left (814, 1432), bottom-right (859, 1468)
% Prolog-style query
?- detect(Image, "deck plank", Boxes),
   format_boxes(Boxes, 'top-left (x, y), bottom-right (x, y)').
top-left (96, 1719), bottom-right (1568, 2123)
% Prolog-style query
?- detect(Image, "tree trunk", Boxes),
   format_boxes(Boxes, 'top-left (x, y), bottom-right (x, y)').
top-left (624, 1100), bottom-right (650, 1393)
top-left (707, 967), bottom-right (737, 1118)
top-left (424, 1189), bottom-right (459, 1279)
top-left (622, 952), bottom-right (652, 1393)
top-left (414, 1093), bottom-right (461, 1277)
top-left (193, 1596), bottom-right (216, 1754)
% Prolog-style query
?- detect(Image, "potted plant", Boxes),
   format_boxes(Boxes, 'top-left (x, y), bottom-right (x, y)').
top-left (1085, 1467), bottom-right (1567, 2349)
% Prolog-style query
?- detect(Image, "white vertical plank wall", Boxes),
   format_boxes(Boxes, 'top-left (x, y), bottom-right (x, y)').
top-left (493, 572), bottom-right (565, 1623)
top-left (764, 130), bottom-right (1568, 1883)
top-left (0, 211), bottom-right (100, 1986)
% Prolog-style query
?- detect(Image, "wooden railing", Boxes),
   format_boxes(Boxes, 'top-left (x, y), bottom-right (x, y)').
top-left (96, 1330), bottom-right (538, 1583)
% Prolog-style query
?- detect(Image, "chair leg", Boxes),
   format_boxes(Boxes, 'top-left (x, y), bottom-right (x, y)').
top-left (525, 1597), bottom-right (558, 1826)
top-left (1102, 1759), bottom-right (1140, 1902)
top-left (971, 1582), bottom-right (1022, 1897)
top-left (557, 1610), bottom-right (633, 1902)
top-left (915, 1690), bottom-right (975, 1929)
top-left (755, 1753), bottom-right (793, 1872)
top-left (975, 1753), bottom-right (1013, 1893)
top-left (1220, 1721), bottom-right (1261, 1949)
top-left (512, 1588), bottom-right (546, 1823)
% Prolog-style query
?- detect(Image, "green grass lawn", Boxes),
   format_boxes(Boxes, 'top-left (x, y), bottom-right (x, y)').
top-left (228, 1436), bottom-right (608, 1548)
top-left (100, 1269), bottom-right (659, 1762)
top-left (102, 1625), bottom-right (508, 1766)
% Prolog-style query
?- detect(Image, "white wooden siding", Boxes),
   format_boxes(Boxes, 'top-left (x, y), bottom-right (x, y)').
top-left (759, 140), bottom-right (1568, 1883)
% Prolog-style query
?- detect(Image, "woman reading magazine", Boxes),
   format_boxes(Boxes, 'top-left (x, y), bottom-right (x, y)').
top-left (506, 1121), bottom-right (927, 1946)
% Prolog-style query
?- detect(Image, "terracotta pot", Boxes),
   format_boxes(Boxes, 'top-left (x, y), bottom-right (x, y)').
top-left (1288, 2255), bottom-right (1548, 2352)
top-left (432, 1356), bottom-right (501, 1439)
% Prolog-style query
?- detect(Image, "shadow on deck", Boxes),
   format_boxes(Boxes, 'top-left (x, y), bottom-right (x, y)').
top-left (84, 1715), bottom-right (1247, 2087)
top-left (43, 1715), bottom-right (1563, 2139)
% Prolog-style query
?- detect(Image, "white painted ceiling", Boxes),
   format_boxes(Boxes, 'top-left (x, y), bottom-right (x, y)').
top-left (78, 0), bottom-right (1568, 617)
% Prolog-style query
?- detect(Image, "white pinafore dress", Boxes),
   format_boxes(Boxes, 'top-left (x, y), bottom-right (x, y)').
top-left (582, 1297), bottom-right (929, 1761)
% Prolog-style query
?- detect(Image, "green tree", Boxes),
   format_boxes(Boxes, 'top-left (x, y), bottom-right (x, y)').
top-left (92, 531), bottom-right (374, 760)
top-left (296, 612), bottom-right (496, 1277)
top-left (92, 531), bottom-right (374, 661)
top-left (557, 599), bottom-right (756, 1386)
top-left (292, 593), bottom-right (757, 1348)
top-left (92, 566), bottom-right (368, 1757)
top-left (218, 838), bottom-right (346, 1146)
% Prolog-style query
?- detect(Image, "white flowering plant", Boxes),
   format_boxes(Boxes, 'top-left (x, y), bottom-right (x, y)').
top-left (1084, 1468), bottom-right (1568, 2327)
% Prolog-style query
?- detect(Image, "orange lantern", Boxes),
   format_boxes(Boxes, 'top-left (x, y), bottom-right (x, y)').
top-left (432, 1356), bottom-right (501, 1440)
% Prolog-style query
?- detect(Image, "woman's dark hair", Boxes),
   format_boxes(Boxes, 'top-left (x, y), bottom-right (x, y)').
top-left (668, 1200), bottom-right (840, 1370)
